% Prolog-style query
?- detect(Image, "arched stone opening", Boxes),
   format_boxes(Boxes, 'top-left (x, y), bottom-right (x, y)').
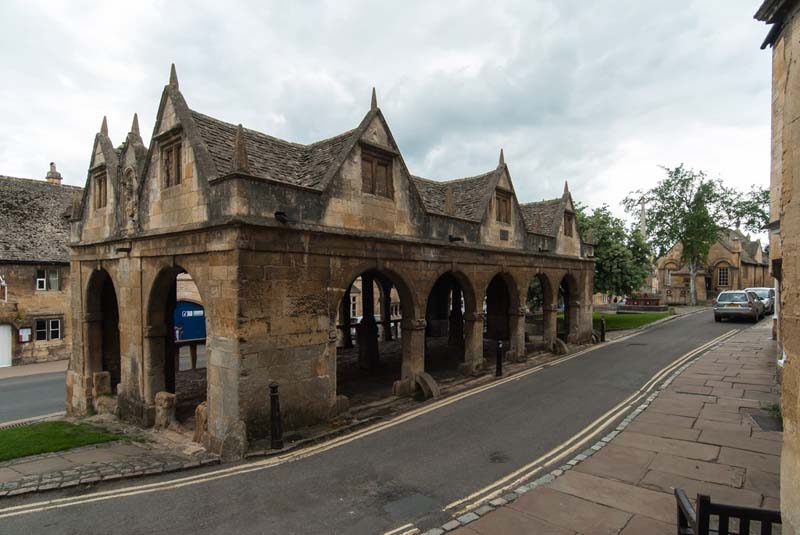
top-left (484, 272), bottom-right (523, 360)
top-left (525, 273), bottom-right (556, 350)
top-left (558, 273), bottom-right (580, 343)
top-left (423, 271), bottom-right (481, 377)
top-left (334, 268), bottom-right (412, 405)
top-left (145, 266), bottom-right (208, 426)
top-left (85, 268), bottom-right (121, 393)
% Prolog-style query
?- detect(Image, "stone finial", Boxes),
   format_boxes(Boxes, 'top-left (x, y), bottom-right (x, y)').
top-left (371, 87), bottom-right (378, 111)
top-left (169, 63), bottom-right (179, 89)
top-left (232, 124), bottom-right (250, 173)
top-left (130, 113), bottom-right (140, 136)
top-left (46, 162), bottom-right (63, 185)
top-left (100, 116), bottom-right (109, 136)
top-left (499, 148), bottom-right (505, 166)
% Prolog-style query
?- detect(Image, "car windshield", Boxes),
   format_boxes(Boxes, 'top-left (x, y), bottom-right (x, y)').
top-left (718, 293), bottom-right (748, 303)
top-left (749, 289), bottom-right (770, 299)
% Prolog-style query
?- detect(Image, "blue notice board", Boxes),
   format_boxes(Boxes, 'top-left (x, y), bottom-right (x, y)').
top-left (173, 301), bottom-right (206, 341)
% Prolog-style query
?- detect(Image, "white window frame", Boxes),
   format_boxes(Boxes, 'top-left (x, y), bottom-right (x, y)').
top-left (351, 296), bottom-right (358, 318)
top-left (36, 270), bottom-right (47, 291)
top-left (34, 317), bottom-right (62, 341)
top-left (0, 274), bottom-right (6, 303)
top-left (718, 267), bottom-right (730, 287)
top-left (35, 269), bottom-right (59, 291)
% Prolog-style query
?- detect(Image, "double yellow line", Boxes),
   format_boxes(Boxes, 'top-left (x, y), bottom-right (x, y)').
top-left (443, 328), bottom-right (739, 516)
top-left (0, 325), bottom-right (736, 522)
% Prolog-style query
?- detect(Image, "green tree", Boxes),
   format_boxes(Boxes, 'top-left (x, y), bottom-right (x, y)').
top-left (580, 205), bottom-right (653, 297)
top-left (720, 185), bottom-right (770, 234)
top-left (624, 165), bottom-right (730, 306)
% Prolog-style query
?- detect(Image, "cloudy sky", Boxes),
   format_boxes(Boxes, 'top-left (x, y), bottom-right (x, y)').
top-left (0, 1), bottom-right (772, 220)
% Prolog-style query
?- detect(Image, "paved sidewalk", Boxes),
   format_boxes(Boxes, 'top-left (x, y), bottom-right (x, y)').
top-left (0, 360), bottom-right (67, 380)
top-left (0, 422), bottom-right (218, 498)
top-left (446, 321), bottom-right (780, 535)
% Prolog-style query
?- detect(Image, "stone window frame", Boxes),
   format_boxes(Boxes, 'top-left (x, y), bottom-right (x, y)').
top-left (93, 168), bottom-right (107, 210)
top-left (718, 266), bottom-right (730, 287)
top-left (35, 269), bottom-right (59, 291)
top-left (159, 132), bottom-right (183, 189)
top-left (564, 212), bottom-right (574, 237)
top-left (666, 269), bottom-right (672, 286)
top-left (360, 144), bottom-right (394, 200)
top-left (34, 317), bottom-right (62, 342)
top-left (495, 189), bottom-right (512, 224)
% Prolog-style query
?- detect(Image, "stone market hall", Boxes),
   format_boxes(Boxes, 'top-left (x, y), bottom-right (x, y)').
top-left (66, 65), bottom-right (595, 456)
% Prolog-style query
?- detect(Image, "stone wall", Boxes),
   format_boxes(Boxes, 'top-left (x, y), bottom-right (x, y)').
top-left (768, 3), bottom-right (800, 531)
top-left (0, 262), bottom-right (72, 364)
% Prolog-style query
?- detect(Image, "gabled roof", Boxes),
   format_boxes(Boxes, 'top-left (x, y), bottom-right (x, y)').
top-left (519, 198), bottom-right (563, 236)
top-left (191, 110), bottom-right (359, 190)
top-left (717, 228), bottom-right (768, 265)
top-left (411, 170), bottom-right (499, 222)
top-left (0, 176), bottom-right (82, 263)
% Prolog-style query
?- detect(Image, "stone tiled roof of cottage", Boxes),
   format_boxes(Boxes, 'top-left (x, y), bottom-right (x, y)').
top-left (519, 198), bottom-right (563, 236)
top-left (0, 176), bottom-right (82, 263)
top-left (718, 228), bottom-right (767, 265)
top-left (411, 170), bottom-right (498, 222)
top-left (191, 110), bottom-right (357, 190)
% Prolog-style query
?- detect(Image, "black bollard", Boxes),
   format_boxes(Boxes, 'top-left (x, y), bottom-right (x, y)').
top-left (496, 340), bottom-right (503, 377)
top-left (269, 382), bottom-right (284, 450)
top-left (600, 318), bottom-right (606, 342)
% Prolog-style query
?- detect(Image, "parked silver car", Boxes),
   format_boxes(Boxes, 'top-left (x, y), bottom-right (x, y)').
top-left (713, 290), bottom-right (764, 322)
top-left (744, 287), bottom-right (775, 315)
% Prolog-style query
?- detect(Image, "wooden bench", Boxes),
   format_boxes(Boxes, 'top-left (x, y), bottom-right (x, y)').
top-left (675, 489), bottom-right (781, 534)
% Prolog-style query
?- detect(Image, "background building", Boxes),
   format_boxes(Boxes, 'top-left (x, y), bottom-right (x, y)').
top-left (0, 164), bottom-right (81, 366)
top-left (655, 229), bottom-right (769, 305)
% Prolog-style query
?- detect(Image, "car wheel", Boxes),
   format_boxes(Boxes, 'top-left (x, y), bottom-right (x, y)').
top-left (714, 314), bottom-right (721, 322)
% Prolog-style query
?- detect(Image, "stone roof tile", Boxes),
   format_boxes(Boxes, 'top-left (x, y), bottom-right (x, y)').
top-left (519, 198), bottom-right (563, 236)
top-left (191, 110), bottom-right (357, 190)
top-left (411, 170), bottom-right (497, 222)
top-left (0, 176), bottom-right (82, 263)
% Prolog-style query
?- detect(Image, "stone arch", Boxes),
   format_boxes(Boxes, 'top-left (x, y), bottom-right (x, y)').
top-left (84, 267), bottom-right (121, 392)
top-left (332, 265), bottom-right (420, 405)
top-left (422, 269), bottom-right (481, 375)
top-left (144, 263), bottom-right (209, 423)
top-left (558, 272), bottom-right (581, 343)
top-left (526, 272), bottom-right (557, 347)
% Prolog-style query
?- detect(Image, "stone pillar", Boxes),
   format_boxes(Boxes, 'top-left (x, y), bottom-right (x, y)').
top-left (394, 317), bottom-right (426, 395)
top-left (568, 300), bottom-right (581, 344)
top-left (142, 324), bottom-right (168, 426)
top-left (542, 304), bottom-right (557, 348)
top-left (461, 312), bottom-right (484, 373)
top-left (341, 287), bottom-right (353, 348)
top-left (357, 274), bottom-right (379, 370)
top-left (381, 280), bottom-right (393, 341)
top-left (509, 307), bottom-right (527, 362)
top-left (448, 285), bottom-right (464, 351)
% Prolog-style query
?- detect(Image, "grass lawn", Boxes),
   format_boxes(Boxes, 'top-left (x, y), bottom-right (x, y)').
top-left (592, 311), bottom-right (673, 331)
top-left (0, 421), bottom-right (123, 462)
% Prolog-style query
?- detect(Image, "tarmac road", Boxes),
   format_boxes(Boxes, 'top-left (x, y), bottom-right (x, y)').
top-left (0, 371), bottom-right (64, 424)
top-left (0, 312), bottom-right (745, 535)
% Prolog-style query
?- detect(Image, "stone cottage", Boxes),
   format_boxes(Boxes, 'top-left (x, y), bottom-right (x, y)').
top-left (0, 165), bottom-right (81, 367)
top-left (66, 65), bottom-right (596, 456)
top-left (655, 229), bottom-right (769, 305)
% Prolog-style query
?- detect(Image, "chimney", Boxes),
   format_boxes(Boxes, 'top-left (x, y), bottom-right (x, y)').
top-left (46, 162), bottom-right (62, 185)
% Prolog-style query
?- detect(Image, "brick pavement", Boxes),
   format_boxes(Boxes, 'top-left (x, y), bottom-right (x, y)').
top-left (441, 321), bottom-right (780, 535)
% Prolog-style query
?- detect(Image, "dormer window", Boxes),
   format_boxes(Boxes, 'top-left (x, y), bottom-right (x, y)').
top-left (564, 212), bottom-right (574, 237)
top-left (495, 190), bottom-right (511, 224)
top-left (161, 137), bottom-right (183, 188)
top-left (93, 170), bottom-right (107, 209)
top-left (361, 146), bottom-right (393, 199)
